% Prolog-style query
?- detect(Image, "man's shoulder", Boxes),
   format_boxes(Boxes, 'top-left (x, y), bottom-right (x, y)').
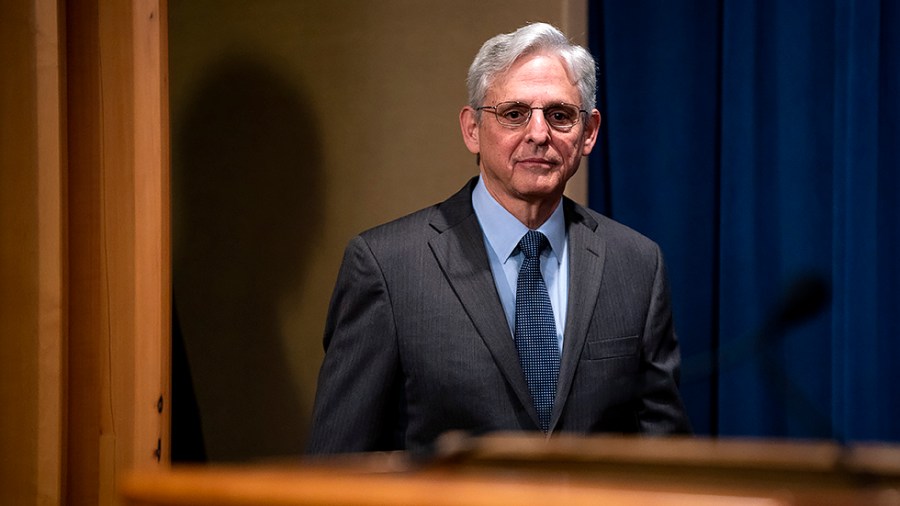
top-left (565, 198), bottom-right (661, 255)
top-left (565, 199), bottom-right (654, 239)
top-left (358, 203), bottom-right (441, 243)
top-left (357, 178), bottom-right (477, 245)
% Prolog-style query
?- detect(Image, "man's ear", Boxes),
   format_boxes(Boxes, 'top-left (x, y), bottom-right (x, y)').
top-left (581, 109), bottom-right (602, 156)
top-left (460, 106), bottom-right (481, 155)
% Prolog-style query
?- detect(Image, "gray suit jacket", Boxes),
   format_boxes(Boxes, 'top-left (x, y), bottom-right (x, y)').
top-left (307, 178), bottom-right (690, 454)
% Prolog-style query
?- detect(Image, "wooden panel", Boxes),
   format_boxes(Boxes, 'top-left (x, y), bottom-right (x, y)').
top-left (0, 0), bottom-right (65, 504)
top-left (1, 0), bottom-right (167, 503)
top-left (35, 0), bottom-right (66, 503)
top-left (67, 1), bottom-right (170, 504)
top-left (132, 0), bottom-right (172, 474)
top-left (67, 2), bottom-right (105, 501)
top-left (0, 0), bottom-right (42, 503)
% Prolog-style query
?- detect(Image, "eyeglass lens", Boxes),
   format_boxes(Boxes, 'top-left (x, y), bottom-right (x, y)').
top-left (494, 102), bottom-right (581, 129)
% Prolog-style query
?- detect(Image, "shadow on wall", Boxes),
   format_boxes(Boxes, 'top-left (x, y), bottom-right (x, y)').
top-left (172, 55), bottom-right (322, 462)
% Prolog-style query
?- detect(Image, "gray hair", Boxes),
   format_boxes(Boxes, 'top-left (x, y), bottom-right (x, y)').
top-left (466, 22), bottom-right (597, 114)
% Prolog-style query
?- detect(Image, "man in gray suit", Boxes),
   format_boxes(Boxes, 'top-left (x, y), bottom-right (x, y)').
top-left (308, 22), bottom-right (690, 455)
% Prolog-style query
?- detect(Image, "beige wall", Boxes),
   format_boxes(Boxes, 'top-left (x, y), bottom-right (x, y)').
top-left (169, 0), bottom-right (589, 460)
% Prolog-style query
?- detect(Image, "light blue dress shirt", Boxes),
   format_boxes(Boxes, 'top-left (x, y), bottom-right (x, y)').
top-left (471, 177), bottom-right (569, 353)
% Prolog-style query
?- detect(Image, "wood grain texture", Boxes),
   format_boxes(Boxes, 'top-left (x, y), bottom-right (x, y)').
top-left (0, 0), bottom-right (65, 504)
top-left (122, 436), bottom-right (900, 506)
top-left (67, 1), bottom-right (169, 504)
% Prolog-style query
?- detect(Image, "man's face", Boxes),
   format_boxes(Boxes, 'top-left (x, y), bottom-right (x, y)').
top-left (460, 52), bottom-right (601, 207)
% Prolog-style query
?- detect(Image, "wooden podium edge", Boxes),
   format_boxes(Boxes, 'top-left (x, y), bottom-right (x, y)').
top-left (120, 435), bottom-right (900, 506)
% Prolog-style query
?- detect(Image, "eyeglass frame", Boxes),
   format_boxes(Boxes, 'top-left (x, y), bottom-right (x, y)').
top-left (475, 101), bottom-right (589, 132)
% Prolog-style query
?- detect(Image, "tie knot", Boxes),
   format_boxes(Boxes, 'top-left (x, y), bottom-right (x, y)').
top-left (519, 230), bottom-right (549, 259)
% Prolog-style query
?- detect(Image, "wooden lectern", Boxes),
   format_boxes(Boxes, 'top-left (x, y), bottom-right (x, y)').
top-left (122, 434), bottom-right (900, 505)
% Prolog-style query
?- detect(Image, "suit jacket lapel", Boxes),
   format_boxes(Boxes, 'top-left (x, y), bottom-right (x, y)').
top-left (551, 200), bottom-right (606, 430)
top-left (427, 179), bottom-right (540, 427)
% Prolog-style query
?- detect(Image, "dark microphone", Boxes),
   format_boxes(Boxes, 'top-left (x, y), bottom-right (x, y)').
top-left (681, 272), bottom-right (835, 439)
top-left (764, 273), bottom-right (830, 334)
top-left (682, 273), bottom-right (831, 381)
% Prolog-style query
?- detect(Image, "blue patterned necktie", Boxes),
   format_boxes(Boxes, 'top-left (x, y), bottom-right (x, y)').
top-left (514, 230), bottom-right (560, 433)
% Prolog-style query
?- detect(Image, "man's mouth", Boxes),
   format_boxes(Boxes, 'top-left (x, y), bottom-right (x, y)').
top-left (517, 157), bottom-right (559, 167)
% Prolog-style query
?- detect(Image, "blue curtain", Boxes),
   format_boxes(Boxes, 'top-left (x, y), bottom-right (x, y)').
top-left (588, 0), bottom-right (900, 441)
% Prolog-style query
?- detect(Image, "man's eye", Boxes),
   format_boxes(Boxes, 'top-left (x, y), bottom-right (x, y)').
top-left (546, 108), bottom-right (574, 123)
top-left (503, 110), bottom-right (525, 120)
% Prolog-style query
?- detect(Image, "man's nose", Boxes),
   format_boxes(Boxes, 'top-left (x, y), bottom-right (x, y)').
top-left (525, 110), bottom-right (551, 144)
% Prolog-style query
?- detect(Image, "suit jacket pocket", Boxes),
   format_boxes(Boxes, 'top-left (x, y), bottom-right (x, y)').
top-left (584, 335), bottom-right (639, 360)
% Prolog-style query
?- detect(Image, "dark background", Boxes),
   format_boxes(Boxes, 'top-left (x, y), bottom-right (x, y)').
top-left (589, 0), bottom-right (900, 441)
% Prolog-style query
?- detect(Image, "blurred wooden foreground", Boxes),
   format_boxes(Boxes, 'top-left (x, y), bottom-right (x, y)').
top-left (122, 434), bottom-right (900, 506)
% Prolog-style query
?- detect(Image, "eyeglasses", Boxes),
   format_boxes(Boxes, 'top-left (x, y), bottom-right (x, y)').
top-left (476, 101), bottom-right (587, 131)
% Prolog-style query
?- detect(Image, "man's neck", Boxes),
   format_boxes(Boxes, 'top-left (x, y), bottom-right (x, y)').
top-left (483, 185), bottom-right (563, 229)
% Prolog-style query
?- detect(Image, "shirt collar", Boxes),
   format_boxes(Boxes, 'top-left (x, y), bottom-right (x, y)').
top-left (472, 176), bottom-right (566, 265)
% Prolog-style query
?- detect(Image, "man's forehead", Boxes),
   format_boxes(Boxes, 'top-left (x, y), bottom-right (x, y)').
top-left (485, 54), bottom-right (579, 103)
